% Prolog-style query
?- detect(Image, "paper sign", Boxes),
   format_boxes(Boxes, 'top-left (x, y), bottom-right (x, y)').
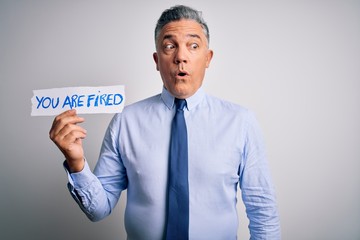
top-left (31, 85), bottom-right (125, 116)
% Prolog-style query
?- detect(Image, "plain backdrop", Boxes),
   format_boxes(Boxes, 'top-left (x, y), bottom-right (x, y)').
top-left (1, 0), bottom-right (359, 239)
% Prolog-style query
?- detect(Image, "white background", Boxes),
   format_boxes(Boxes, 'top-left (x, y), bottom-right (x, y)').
top-left (0, 0), bottom-right (359, 239)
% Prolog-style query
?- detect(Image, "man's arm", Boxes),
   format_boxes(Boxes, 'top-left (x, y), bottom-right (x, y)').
top-left (49, 110), bottom-right (124, 221)
top-left (239, 111), bottom-right (281, 239)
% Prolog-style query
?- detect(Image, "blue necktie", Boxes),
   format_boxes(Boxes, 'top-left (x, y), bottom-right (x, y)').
top-left (166, 98), bottom-right (189, 240)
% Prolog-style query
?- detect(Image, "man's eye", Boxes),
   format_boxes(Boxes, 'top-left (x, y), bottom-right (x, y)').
top-left (165, 44), bottom-right (175, 50)
top-left (190, 43), bottom-right (199, 49)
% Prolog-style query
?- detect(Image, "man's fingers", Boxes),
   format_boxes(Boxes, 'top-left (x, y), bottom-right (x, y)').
top-left (49, 110), bottom-right (87, 169)
top-left (52, 109), bottom-right (78, 127)
top-left (59, 130), bottom-right (87, 151)
top-left (52, 124), bottom-right (87, 147)
top-left (49, 110), bottom-right (85, 140)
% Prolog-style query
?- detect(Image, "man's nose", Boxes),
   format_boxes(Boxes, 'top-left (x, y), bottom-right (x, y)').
top-left (174, 46), bottom-right (188, 64)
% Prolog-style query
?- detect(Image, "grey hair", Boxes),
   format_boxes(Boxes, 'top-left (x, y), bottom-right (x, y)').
top-left (154, 5), bottom-right (210, 47)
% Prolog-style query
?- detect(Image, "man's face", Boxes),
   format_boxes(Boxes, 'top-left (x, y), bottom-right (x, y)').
top-left (153, 19), bottom-right (213, 99)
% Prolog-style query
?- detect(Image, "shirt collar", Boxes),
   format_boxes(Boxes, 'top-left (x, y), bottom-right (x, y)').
top-left (161, 86), bottom-right (205, 111)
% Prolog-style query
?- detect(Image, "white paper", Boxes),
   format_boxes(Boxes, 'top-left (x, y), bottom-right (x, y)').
top-left (31, 85), bottom-right (125, 116)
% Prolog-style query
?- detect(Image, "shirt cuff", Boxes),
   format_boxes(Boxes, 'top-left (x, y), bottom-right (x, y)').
top-left (63, 159), bottom-right (95, 189)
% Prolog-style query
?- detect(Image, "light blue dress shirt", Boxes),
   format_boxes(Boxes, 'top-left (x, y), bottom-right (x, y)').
top-left (65, 87), bottom-right (281, 239)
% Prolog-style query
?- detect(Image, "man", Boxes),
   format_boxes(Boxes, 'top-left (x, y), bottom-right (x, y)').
top-left (50, 5), bottom-right (280, 239)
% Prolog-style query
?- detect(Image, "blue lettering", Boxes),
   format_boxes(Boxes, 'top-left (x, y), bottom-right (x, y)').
top-left (106, 94), bottom-right (113, 106)
top-left (113, 94), bottom-right (123, 105)
top-left (78, 95), bottom-right (85, 107)
top-left (87, 94), bottom-right (95, 107)
top-left (51, 97), bottom-right (60, 108)
top-left (71, 95), bottom-right (78, 108)
top-left (94, 95), bottom-right (100, 107)
top-left (99, 94), bottom-right (107, 105)
top-left (36, 96), bottom-right (60, 109)
top-left (36, 96), bottom-right (44, 109)
top-left (86, 93), bottom-right (124, 107)
top-left (41, 97), bottom-right (51, 109)
top-left (62, 96), bottom-right (73, 109)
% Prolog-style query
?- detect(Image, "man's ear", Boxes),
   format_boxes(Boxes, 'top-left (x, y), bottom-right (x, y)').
top-left (153, 52), bottom-right (159, 71)
top-left (205, 49), bottom-right (214, 68)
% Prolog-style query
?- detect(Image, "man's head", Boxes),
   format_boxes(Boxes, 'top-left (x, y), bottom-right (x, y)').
top-left (154, 5), bottom-right (210, 47)
top-left (153, 5), bottom-right (213, 99)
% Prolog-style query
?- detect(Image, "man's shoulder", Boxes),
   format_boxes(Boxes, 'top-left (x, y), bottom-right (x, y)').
top-left (110, 93), bottom-right (162, 123)
top-left (204, 93), bottom-right (249, 114)
top-left (203, 94), bottom-right (260, 129)
top-left (123, 93), bottom-right (162, 111)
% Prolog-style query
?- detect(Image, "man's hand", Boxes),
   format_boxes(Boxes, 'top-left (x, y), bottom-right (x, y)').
top-left (49, 109), bottom-right (87, 172)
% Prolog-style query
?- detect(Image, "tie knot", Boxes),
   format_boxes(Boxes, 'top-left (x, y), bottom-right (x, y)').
top-left (175, 98), bottom-right (187, 110)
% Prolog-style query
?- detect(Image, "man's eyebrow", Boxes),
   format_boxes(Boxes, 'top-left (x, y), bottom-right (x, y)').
top-left (163, 34), bottom-right (174, 40)
top-left (162, 34), bottom-right (201, 41)
top-left (187, 34), bottom-right (201, 39)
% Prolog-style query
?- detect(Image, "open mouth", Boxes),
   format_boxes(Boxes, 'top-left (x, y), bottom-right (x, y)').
top-left (177, 71), bottom-right (188, 77)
